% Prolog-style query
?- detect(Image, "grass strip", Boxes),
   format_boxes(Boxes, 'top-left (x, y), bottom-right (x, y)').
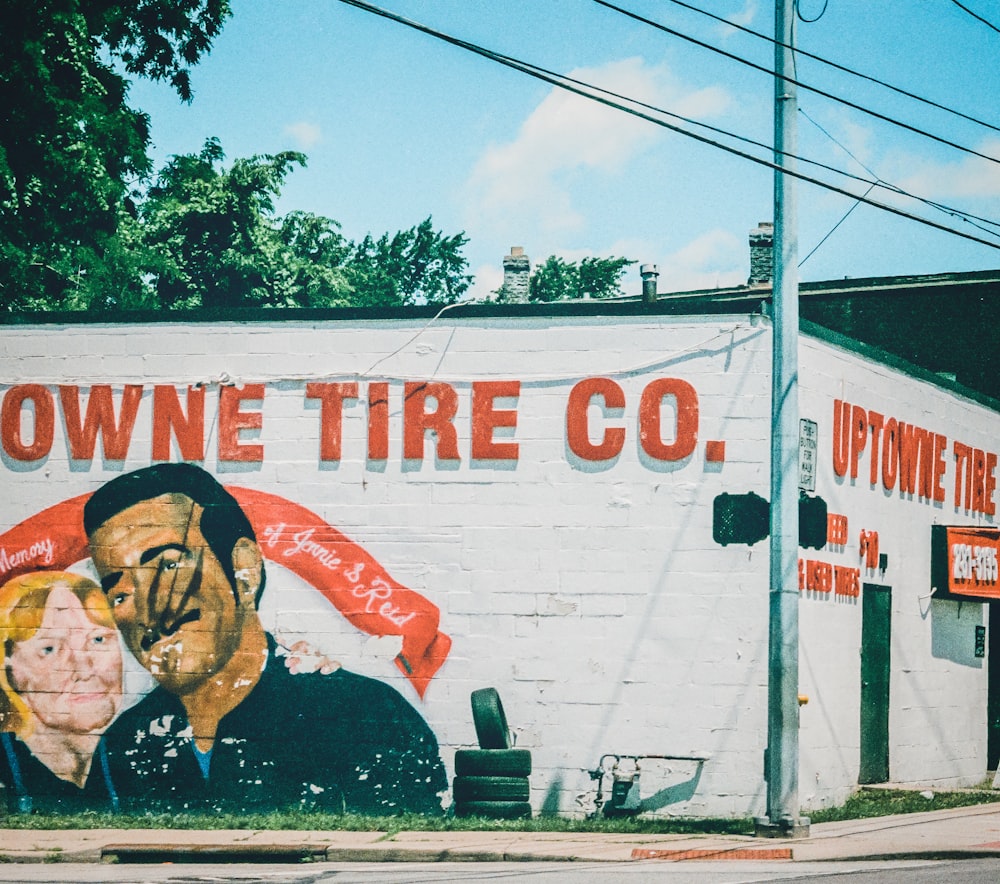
top-left (1, 788), bottom-right (996, 833)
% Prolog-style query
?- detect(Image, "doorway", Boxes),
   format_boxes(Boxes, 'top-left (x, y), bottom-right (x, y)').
top-left (859, 583), bottom-right (892, 784)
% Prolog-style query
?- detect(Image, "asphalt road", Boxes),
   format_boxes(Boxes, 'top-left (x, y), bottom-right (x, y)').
top-left (0, 858), bottom-right (999, 884)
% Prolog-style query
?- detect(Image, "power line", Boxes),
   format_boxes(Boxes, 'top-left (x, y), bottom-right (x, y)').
top-left (949, 0), bottom-right (1000, 35)
top-left (795, 0), bottom-right (830, 25)
top-left (358, 15), bottom-right (986, 232)
top-left (592, 0), bottom-right (1000, 166)
top-left (600, 0), bottom-right (1000, 138)
top-left (799, 107), bottom-right (1000, 239)
top-left (332, 0), bottom-right (1000, 252)
top-left (799, 184), bottom-right (874, 268)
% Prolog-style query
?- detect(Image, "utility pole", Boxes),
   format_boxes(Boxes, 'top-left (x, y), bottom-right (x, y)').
top-left (756, 0), bottom-right (809, 838)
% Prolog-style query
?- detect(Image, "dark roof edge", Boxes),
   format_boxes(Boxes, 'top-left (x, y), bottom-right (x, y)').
top-left (3, 267), bottom-right (998, 327)
top-left (0, 294), bottom-right (770, 326)
top-left (801, 318), bottom-right (1000, 414)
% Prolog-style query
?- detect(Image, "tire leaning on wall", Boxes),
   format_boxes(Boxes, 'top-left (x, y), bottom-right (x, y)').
top-left (470, 687), bottom-right (512, 750)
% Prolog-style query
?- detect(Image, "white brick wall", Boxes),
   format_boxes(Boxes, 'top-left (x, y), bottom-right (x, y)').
top-left (1, 312), bottom-right (996, 818)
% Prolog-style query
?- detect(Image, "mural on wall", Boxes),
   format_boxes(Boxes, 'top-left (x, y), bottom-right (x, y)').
top-left (0, 463), bottom-right (450, 814)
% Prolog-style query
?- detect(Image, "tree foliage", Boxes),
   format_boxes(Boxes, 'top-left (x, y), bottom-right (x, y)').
top-left (134, 140), bottom-right (471, 310)
top-left (0, 4), bottom-right (472, 312)
top-left (526, 255), bottom-right (636, 302)
top-left (0, 0), bottom-right (232, 310)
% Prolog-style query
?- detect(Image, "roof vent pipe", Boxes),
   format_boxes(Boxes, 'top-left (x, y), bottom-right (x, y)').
top-left (640, 264), bottom-right (659, 305)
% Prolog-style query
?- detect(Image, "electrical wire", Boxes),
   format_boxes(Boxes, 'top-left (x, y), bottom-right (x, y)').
top-left (637, 0), bottom-right (1000, 136)
top-left (949, 0), bottom-right (1000, 35)
top-left (799, 107), bottom-right (1000, 239)
top-left (327, 9), bottom-right (983, 234)
top-left (591, 0), bottom-right (1000, 166)
top-left (4, 325), bottom-right (763, 386)
top-left (332, 0), bottom-right (1000, 252)
top-left (799, 184), bottom-right (874, 267)
top-left (795, 0), bottom-right (830, 24)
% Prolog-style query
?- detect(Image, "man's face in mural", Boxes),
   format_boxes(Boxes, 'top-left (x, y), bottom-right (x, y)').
top-left (7, 585), bottom-right (123, 735)
top-left (88, 493), bottom-right (262, 695)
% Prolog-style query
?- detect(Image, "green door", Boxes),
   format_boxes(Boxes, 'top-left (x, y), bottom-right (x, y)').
top-left (859, 584), bottom-right (891, 784)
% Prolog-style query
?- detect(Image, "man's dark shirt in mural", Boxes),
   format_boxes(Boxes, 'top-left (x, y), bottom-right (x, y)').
top-left (100, 636), bottom-right (447, 813)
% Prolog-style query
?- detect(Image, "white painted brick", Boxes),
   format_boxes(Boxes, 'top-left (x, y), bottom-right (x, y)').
top-left (0, 314), bottom-right (995, 819)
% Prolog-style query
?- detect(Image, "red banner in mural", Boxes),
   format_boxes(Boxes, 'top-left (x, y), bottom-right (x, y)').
top-left (0, 489), bottom-right (449, 696)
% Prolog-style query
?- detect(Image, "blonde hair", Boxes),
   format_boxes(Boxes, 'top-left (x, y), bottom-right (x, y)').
top-left (0, 572), bottom-right (114, 738)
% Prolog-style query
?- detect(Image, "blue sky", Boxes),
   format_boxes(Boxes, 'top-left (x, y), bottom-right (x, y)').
top-left (126, 0), bottom-right (1000, 299)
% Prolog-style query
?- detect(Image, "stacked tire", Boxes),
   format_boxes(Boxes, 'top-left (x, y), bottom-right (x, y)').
top-left (453, 688), bottom-right (532, 820)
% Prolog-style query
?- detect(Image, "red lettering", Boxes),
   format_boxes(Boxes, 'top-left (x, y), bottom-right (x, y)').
top-left (471, 381), bottom-right (519, 461)
top-left (403, 382), bottom-right (460, 461)
top-left (954, 442), bottom-right (971, 509)
top-left (638, 378), bottom-right (698, 462)
top-left (917, 429), bottom-right (936, 499)
top-left (973, 448), bottom-right (986, 513)
top-left (834, 566), bottom-right (860, 597)
top-left (152, 386), bottom-right (205, 462)
top-left (850, 405), bottom-right (867, 479)
top-left (566, 378), bottom-right (626, 461)
top-left (881, 417), bottom-right (898, 491)
top-left (898, 423), bottom-right (920, 495)
top-left (860, 530), bottom-right (880, 570)
top-left (306, 382), bottom-right (358, 462)
top-left (827, 513), bottom-right (848, 546)
top-left (368, 383), bottom-right (389, 461)
top-left (932, 433), bottom-right (947, 503)
top-left (1, 384), bottom-right (55, 461)
top-left (804, 559), bottom-right (833, 593)
top-left (986, 452), bottom-right (997, 516)
top-left (867, 411), bottom-right (884, 485)
top-left (832, 399), bottom-right (850, 477)
top-left (59, 385), bottom-right (141, 461)
top-left (218, 384), bottom-right (264, 462)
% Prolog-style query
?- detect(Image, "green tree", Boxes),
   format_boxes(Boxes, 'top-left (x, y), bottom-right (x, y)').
top-left (0, 0), bottom-right (232, 310)
top-left (526, 255), bottom-right (635, 302)
top-left (138, 138), bottom-right (351, 309)
top-left (346, 219), bottom-right (472, 308)
top-left (137, 140), bottom-right (469, 310)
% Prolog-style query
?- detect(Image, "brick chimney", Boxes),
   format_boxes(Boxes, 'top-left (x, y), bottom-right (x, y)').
top-left (748, 222), bottom-right (773, 287)
top-left (502, 246), bottom-right (531, 303)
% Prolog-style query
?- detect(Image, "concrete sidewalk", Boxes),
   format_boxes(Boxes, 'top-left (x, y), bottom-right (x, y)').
top-left (0, 802), bottom-right (999, 864)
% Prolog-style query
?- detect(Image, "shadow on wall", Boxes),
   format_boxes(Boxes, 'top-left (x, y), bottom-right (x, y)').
top-left (540, 776), bottom-right (563, 817)
top-left (639, 763), bottom-right (704, 814)
top-left (929, 598), bottom-right (984, 668)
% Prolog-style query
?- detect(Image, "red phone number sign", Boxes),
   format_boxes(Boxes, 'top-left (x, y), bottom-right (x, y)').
top-left (934, 525), bottom-right (1000, 600)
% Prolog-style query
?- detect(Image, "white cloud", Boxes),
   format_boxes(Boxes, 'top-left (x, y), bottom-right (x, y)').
top-left (284, 121), bottom-right (323, 149)
top-left (462, 58), bottom-right (730, 235)
top-left (719, 0), bottom-right (759, 37)
top-left (468, 262), bottom-right (504, 301)
top-left (656, 229), bottom-right (747, 292)
top-left (896, 139), bottom-right (1000, 200)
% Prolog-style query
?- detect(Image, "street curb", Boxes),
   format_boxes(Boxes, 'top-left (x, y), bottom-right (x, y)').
top-left (632, 846), bottom-right (793, 860)
top-left (100, 843), bottom-right (328, 864)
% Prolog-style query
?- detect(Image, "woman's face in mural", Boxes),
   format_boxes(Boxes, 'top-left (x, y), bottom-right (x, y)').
top-left (88, 493), bottom-right (260, 694)
top-left (6, 585), bottom-right (123, 735)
